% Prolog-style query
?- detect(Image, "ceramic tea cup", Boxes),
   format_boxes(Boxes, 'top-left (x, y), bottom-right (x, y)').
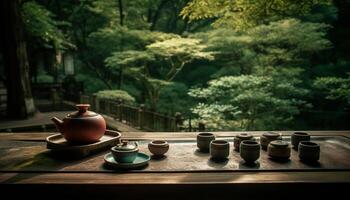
top-left (197, 132), bottom-right (216, 152)
top-left (111, 140), bottom-right (139, 163)
top-left (291, 132), bottom-right (310, 149)
top-left (234, 133), bottom-right (254, 151)
top-left (260, 132), bottom-right (282, 150)
top-left (240, 140), bottom-right (260, 163)
top-left (267, 140), bottom-right (291, 160)
top-left (210, 140), bottom-right (230, 160)
top-left (298, 141), bottom-right (320, 163)
top-left (148, 140), bottom-right (169, 157)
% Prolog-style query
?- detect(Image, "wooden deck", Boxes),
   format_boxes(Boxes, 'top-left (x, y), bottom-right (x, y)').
top-left (0, 111), bottom-right (140, 132)
top-left (0, 131), bottom-right (349, 199)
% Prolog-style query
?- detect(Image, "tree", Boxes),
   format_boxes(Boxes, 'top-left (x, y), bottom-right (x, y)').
top-left (105, 36), bottom-right (214, 110)
top-left (180, 0), bottom-right (331, 29)
top-left (314, 74), bottom-right (350, 106)
top-left (1, 0), bottom-right (36, 119)
top-left (189, 70), bottom-right (310, 130)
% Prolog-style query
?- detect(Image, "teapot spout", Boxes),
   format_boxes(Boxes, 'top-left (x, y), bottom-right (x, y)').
top-left (51, 117), bottom-right (64, 133)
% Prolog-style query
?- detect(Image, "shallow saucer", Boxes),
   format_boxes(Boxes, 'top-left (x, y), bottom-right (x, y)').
top-left (104, 152), bottom-right (150, 169)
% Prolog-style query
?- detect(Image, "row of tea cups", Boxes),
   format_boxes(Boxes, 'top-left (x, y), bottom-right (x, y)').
top-left (197, 132), bottom-right (320, 163)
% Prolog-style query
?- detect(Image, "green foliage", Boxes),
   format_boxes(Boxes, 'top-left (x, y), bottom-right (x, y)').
top-left (95, 90), bottom-right (135, 103)
top-left (33, 69), bottom-right (54, 83)
top-left (314, 75), bottom-right (350, 104)
top-left (156, 82), bottom-right (193, 114)
top-left (105, 36), bottom-right (214, 110)
top-left (181, 0), bottom-right (331, 29)
top-left (75, 73), bottom-right (108, 94)
top-left (22, 1), bottom-right (74, 49)
top-left (194, 19), bottom-right (331, 76)
top-left (189, 72), bottom-right (309, 130)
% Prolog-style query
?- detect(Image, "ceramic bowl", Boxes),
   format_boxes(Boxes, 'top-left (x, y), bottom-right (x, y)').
top-left (291, 132), bottom-right (310, 149)
top-left (260, 132), bottom-right (282, 150)
top-left (197, 132), bottom-right (215, 152)
top-left (210, 140), bottom-right (230, 160)
top-left (234, 133), bottom-right (254, 151)
top-left (267, 140), bottom-right (291, 160)
top-left (298, 141), bottom-right (320, 163)
top-left (148, 140), bottom-right (169, 157)
top-left (240, 140), bottom-right (260, 163)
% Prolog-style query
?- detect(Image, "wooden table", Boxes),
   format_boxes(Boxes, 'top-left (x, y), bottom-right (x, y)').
top-left (1, 131), bottom-right (350, 199)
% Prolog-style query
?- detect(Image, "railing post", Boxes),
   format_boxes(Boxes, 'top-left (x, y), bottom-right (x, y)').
top-left (198, 122), bottom-right (205, 132)
top-left (51, 88), bottom-right (59, 110)
top-left (175, 112), bottom-right (183, 132)
top-left (106, 100), bottom-right (111, 115)
top-left (79, 92), bottom-right (83, 104)
top-left (138, 104), bottom-right (144, 130)
top-left (189, 114), bottom-right (192, 132)
top-left (118, 99), bottom-right (123, 122)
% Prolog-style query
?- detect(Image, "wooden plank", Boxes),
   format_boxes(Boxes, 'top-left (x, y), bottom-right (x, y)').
top-left (1, 130), bottom-right (350, 141)
top-left (1, 171), bottom-right (350, 184)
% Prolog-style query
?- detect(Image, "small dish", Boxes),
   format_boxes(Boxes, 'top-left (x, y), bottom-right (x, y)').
top-left (104, 152), bottom-right (150, 169)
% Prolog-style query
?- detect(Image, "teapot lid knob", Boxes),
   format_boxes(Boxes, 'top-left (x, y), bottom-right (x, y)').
top-left (122, 140), bottom-right (128, 146)
top-left (76, 104), bottom-right (90, 113)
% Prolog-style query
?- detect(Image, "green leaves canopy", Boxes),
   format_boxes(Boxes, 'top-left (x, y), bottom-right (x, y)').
top-left (181, 0), bottom-right (331, 29)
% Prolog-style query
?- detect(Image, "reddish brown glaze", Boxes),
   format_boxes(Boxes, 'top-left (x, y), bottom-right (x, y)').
top-left (51, 104), bottom-right (106, 144)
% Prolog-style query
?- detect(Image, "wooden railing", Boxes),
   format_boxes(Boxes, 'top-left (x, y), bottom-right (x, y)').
top-left (79, 94), bottom-right (181, 132)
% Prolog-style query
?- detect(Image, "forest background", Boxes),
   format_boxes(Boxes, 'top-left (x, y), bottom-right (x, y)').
top-left (4, 0), bottom-right (350, 131)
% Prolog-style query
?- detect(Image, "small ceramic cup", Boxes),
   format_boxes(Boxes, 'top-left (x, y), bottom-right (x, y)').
top-left (148, 140), bottom-right (169, 157)
top-left (291, 132), bottom-right (311, 149)
top-left (210, 140), bottom-right (230, 160)
top-left (197, 132), bottom-right (216, 152)
top-left (234, 133), bottom-right (254, 151)
top-left (267, 140), bottom-right (291, 160)
top-left (111, 140), bottom-right (139, 163)
top-left (240, 140), bottom-right (260, 163)
top-left (260, 132), bottom-right (282, 150)
top-left (298, 141), bottom-right (320, 163)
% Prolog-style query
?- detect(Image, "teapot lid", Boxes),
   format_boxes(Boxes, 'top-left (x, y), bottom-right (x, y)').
top-left (67, 104), bottom-right (98, 118)
top-left (114, 140), bottom-right (138, 151)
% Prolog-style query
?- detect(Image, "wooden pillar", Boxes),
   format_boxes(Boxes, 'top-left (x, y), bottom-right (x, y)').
top-left (1, 0), bottom-right (36, 119)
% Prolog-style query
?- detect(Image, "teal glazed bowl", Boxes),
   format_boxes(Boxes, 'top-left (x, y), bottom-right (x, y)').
top-left (111, 141), bottom-right (139, 163)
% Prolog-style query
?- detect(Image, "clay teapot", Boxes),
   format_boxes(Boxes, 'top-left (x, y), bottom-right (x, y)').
top-left (51, 104), bottom-right (106, 144)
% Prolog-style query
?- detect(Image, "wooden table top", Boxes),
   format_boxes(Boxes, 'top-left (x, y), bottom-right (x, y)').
top-left (1, 130), bottom-right (350, 185)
